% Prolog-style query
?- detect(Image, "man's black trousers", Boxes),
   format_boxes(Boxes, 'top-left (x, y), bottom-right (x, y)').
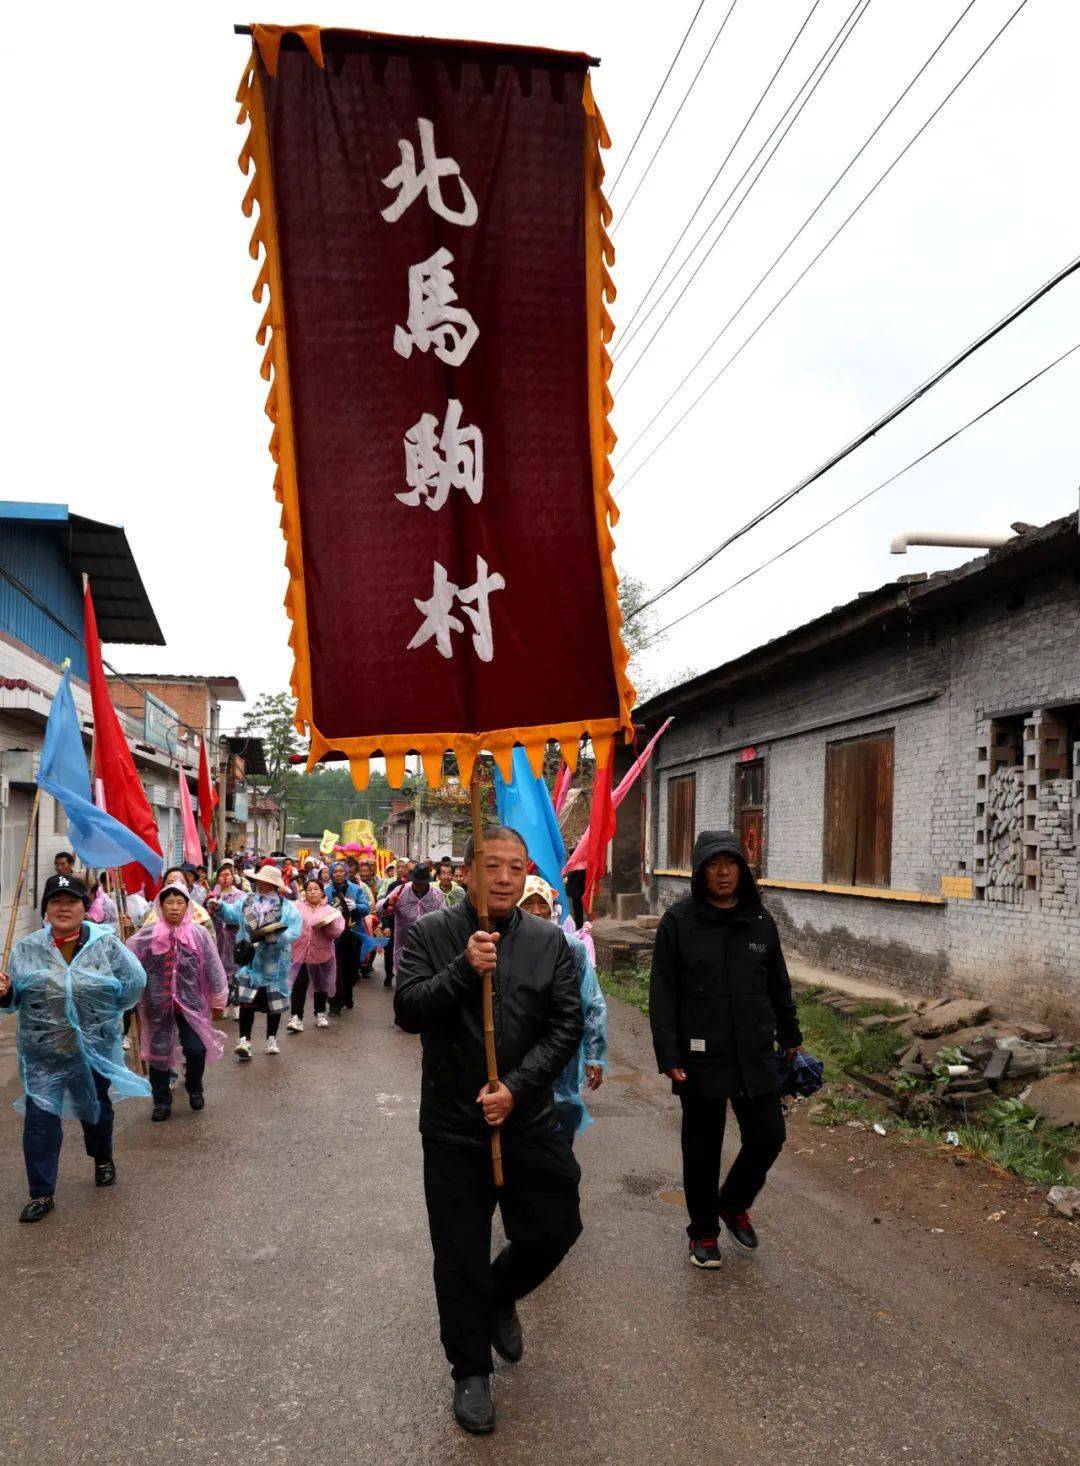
top-left (422, 1130), bottom-right (582, 1379)
top-left (679, 1090), bottom-right (786, 1239)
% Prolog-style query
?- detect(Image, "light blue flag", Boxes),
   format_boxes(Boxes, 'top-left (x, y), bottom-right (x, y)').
top-left (38, 666), bottom-right (164, 880)
top-left (494, 746), bottom-right (569, 917)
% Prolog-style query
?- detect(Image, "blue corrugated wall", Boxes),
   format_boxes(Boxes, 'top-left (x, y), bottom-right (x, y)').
top-left (0, 522), bottom-right (86, 677)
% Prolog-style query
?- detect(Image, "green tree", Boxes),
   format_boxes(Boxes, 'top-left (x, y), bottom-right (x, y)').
top-left (237, 692), bottom-right (303, 806)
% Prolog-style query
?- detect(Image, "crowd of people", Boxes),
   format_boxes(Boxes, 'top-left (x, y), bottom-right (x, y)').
top-left (0, 824), bottom-right (802, 1437)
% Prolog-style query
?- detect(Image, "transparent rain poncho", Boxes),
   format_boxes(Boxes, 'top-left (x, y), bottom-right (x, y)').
top-left (209, 881), bottom-right (245, 977)
top-left (1, 921), bottom-right (150, 1121)
top-left (219, 890), bottom-right (302, 1011)
top-left (127, 887), bottom-right (230, 1071)
top-left (517, 879), bottom-right (609, 1135)
top-left (290, 898), bottom-right (345, 995)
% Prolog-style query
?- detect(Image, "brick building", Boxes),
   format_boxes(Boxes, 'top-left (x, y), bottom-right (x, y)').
top-left (626, 514), bottom-right (1080, 1021)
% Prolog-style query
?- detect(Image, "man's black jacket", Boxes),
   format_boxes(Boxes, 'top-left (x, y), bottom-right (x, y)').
top-left (394, 901), bottom-right (583, 1148)
top-left (649, 831), bottom-right (802, 1100)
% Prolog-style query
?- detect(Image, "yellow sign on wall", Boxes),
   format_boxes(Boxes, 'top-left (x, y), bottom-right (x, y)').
top-left (940, 875), bottom-right (974, 900)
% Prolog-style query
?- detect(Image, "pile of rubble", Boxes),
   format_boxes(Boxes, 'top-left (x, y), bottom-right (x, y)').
top-left (808, 988), bottom-right (1079, 1125)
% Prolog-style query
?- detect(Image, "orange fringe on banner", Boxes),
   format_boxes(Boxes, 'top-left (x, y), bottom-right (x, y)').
top-left (236, 42), bottom-right (634, 790)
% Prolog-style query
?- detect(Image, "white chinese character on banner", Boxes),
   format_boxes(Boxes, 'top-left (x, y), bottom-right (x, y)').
top-left (394, 248), bottom-right (479, 367)
top-left (381, 118), bottom-right (478, 227)
top-left (398, 400), bottom-right (484, 511)
top-left (407, 556), bottom-right (506, 662)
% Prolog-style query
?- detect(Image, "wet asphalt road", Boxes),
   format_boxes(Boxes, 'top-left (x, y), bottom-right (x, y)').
top-left (0, 972), bottom-right (1076, 1466)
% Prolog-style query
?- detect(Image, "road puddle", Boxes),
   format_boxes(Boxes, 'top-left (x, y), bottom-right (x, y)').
top-left (657, 1186), bottom-right (684, 1205)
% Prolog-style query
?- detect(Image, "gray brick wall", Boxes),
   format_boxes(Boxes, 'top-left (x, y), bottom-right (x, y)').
top-left (647, 564), bottom-right (1080, 1017)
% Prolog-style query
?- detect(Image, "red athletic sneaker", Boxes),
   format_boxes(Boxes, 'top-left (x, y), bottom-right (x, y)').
top-left (719, 1210), bottom-right (758, 1249)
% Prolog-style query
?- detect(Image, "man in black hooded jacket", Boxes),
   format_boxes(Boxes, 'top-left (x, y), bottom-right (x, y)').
top-left (650, 829), bottom-right (802, 1268)
top-left (394, 824), bottom-right (584, 1435)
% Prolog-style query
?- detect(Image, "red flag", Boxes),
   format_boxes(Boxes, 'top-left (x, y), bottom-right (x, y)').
top-left (198, 740), bottom-right (218, 851)
top-left (583, 750), bottom-right (616, 916)
top-left (83, 582), bottom-right (163, 898)
top-left (565, 717), bottom-right (673, 874)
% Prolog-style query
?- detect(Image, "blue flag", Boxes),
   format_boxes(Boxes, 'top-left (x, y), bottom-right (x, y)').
top-left (38, 666), bottom-right (164, 880)
top-left (494, 746), bottom-right (569, 917)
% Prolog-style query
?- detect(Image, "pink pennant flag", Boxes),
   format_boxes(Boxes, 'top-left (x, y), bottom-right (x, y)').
top-left (563, 717), bottom-right (674, 874)
top-left (553, 762), bottom-right (573, 816)
top-left (178, 762), bottom-right (203, 864)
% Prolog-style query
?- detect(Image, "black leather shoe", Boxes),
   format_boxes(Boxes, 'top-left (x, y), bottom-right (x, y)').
top-left (491, 1304), bottom-right (524, 1363)
top-left (20, 1196), bottom-right (55, 1223)
top-left (720, 1209), bottom-right (759, 1249)
top-left (452, 1375), bottom-right (494, 1434)
top-left (151, 1105), bottom-right (171, 1123)
top-left (94, 1159), bottom-right (116, 1188)
top-left (189, 1092), bottom-right (206, 1112)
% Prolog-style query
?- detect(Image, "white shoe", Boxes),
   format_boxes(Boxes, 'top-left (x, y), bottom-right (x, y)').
top-left (315, 1012), bottom-right (330, 1029)
top-left (121, 1035), bottom-right (131, 1051)
top-left (286, 1015), bottom-right (303, 1033)
top-left (226, 1004), bottom-right (240, 1021)
top-left (265, 1036), bottom-right (281, 1056)
top-left (235, 1037), bottom-right (252, 1061)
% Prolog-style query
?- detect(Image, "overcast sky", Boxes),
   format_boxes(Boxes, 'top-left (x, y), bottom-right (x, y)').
top-left (5, 0), bottom-right (1077, 730)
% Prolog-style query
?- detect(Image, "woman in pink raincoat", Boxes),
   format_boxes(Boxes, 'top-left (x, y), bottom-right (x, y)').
top-left (286, 877), bottom-right (345, 1033)
top-left (127, 883), bottom-right (229, 1123)
top-left (207, 863), bottom-right (245, 1019)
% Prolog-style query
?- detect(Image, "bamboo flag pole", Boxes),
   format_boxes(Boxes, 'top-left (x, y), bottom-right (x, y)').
top-left (1, 786), bottom-right (41, 972)
top-left (469, 766), bottom-right (504, 1188)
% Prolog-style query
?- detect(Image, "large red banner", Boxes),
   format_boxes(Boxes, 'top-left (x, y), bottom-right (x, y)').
top-left (238, 25), bottom-right (632, 787)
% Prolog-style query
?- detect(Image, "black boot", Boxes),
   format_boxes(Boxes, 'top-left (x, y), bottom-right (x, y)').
top-left (151, 1105), bottom-right (171, 1123)
top-left (189, 1092), bottom-right (206, 1112)
top-left (94, 1158), bottom-right (117, 1188)
top-left (19, 1196), bottom-right (54, 1223)
top-left (491, 1304), bottom-right (524, 1363)
top-left (452, 1375), bottom-right (494, 1434)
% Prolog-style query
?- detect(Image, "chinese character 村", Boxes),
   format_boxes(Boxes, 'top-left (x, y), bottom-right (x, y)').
top-left (398, 399), bottom-right (484, 511)
top-left (394, 248), bottom-right (479, 368)
top-left (381, 117), bottom-right (478, 227)
top-left (407, 556), bottom-right (506, 662)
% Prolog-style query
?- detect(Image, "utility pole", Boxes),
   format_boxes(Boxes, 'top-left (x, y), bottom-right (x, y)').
top-left (217, 738), bottom-right (228, 858)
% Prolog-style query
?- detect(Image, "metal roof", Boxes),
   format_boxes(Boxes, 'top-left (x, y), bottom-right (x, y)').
top-left (226, 735), bottom-right (268, 775)
top-left (0, 501), bottom-right (164, 645)
top-left (116, 673), bottom-right (246, 702)
top-left (635, 513), bottom-right (1079, 724)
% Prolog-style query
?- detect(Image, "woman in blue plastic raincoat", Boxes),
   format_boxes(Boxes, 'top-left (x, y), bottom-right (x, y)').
top-left (217, 863), bottom-right (302, 1061)
top-left (0, 872), bottom-right (149, 1223)
top-left (518, 875), bottom-right (607, 1143)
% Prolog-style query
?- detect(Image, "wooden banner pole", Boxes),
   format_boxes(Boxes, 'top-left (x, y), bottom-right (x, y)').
top-left (469, 767), bottom-right (504, 1188)
top-left (2, 786), bottom-right (41, 973)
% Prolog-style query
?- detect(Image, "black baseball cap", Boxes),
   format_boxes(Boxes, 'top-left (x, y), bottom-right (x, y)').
top-left (41, 872), bottom-right (88, 915)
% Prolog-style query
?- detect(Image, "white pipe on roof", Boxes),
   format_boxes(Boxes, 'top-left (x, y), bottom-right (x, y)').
top-left (889, 529), bottom-right (1016, 555)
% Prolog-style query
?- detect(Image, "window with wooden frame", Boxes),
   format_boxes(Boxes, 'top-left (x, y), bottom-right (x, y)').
top-left (823, 731), bottom-right (894, 887)
top-left (666, 773), bottom-right (696, 871)
top-left (735, 759), bottom-right (765, 876)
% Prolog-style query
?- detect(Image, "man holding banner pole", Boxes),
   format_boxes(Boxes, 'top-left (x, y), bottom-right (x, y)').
top-left (394, 824), bottom-right (583, 1434)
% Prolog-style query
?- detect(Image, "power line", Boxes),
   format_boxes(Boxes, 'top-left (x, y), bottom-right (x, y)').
top-left (614, 0), bottom-right (871, 376)
top-left (637, 337), bottom-right (1080, 650)
top-left (612, 0), bottom-right (743, 235)
top-left (608, 0), bottom-right (709, 199)
top-left (626, 247), bottom-right (1080, 620)
top-left (615, 0), bottom-right (1019, 491)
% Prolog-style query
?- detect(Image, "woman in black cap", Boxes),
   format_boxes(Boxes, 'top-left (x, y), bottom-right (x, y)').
top-left (0, 873), bottom-right (150, 1223)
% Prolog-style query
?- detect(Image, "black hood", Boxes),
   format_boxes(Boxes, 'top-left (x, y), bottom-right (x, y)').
top-left (690, 829), bottom-right (761, 908)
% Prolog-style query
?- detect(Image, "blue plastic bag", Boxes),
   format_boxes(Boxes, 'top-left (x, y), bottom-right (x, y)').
top-left (775, 1048), bottom-right (825, 1098)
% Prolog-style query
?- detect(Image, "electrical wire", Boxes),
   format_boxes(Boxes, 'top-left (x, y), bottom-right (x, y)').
top-left (614, 0), bottom-right (1021, 491)
top-left (626, 246), bottom-right (1080, 620)
top-left (636, 338), bottom-right (1080, 649)
top-left (614, 0), bottom-right (871, 376)
top-left (612, 0), bottom-right (743, 235)
top-left (608, 0), bottom-right (709, 199)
